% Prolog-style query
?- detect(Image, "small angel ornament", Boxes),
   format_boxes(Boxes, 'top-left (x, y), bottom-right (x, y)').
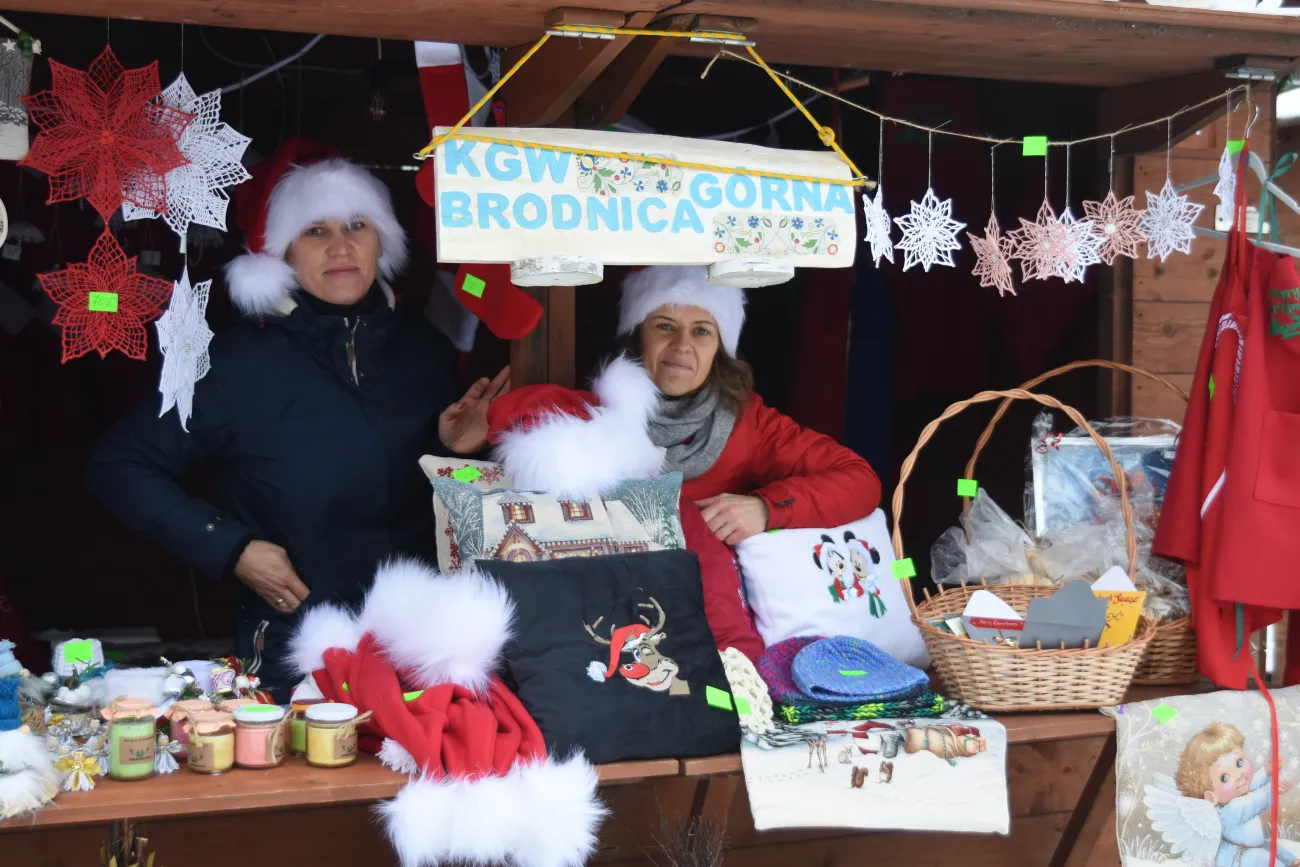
top-left (154, 733), bottom-right (183, 774)
top-left (1146, 724), bottom-right (1298, 867)
top-left (53, 748), bottom-right (100, 792)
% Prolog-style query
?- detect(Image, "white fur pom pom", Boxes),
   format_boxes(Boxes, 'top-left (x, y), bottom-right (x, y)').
top-left (223, 253), bottom-right (298, 316)
top-left (287, 603), bottom-right (362, 678)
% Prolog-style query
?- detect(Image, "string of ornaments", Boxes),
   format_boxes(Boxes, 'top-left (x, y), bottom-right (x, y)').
top-left (859, 87), bottom-right (1248, 295)
top-left (20, 37), bottom-right (250, 431)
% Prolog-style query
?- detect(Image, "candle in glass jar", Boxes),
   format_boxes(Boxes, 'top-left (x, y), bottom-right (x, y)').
top-left (306, 703), bottom-right (366, 768)
top-left (166, 699), bottom-right (214, 761)
top-left (290, 699), bottom-right (326, 755)
top-left (186, 711), bottom-right (236, 775)
top-left (233, 705), bottom-right (289, 769)
top-left (108, 717), bottom-right (156, 781)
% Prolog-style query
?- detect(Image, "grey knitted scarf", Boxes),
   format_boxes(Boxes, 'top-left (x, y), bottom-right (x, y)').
top-left (647, 385), bottom-right (736, 481)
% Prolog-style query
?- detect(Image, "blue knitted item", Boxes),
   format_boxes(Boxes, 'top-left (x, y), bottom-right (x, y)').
top-left (0, 678), bottom-right (20, 732)
top-left (791, 636), bottom-right (929, 704)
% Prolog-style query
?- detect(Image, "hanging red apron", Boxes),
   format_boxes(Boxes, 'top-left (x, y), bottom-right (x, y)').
top-left (1153, 146), bottom-right (1283, 689)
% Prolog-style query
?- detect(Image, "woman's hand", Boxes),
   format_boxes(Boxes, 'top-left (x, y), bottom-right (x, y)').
top-left (696, 494), bottom-right (770, 547)
top-left (234, 541), bottom-right (311, 614)
top-left (439, 366), bottom-right (511, 455)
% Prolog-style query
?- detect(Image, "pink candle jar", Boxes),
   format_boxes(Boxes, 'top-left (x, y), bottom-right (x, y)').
top-left (233, 705), bottom-right (289, 769)
top-left (166, 699), bottom-right (214, 761)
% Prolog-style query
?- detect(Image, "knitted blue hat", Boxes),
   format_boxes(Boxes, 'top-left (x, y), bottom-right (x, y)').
top-left (791, 636), bottom-right (929, 704)
top-left (0, 678), bottom-right (21, 732)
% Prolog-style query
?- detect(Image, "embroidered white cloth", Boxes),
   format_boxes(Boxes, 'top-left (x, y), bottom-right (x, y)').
top-left (741, 717), bottom-right (1010, 834)
top-left (156, 266), bottom-right (214, 432)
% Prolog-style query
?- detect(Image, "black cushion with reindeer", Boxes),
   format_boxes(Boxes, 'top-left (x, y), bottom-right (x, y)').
top-left (477, 549), bottom-right (741, 765)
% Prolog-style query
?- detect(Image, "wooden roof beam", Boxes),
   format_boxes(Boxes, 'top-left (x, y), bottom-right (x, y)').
top-left (496, 8), bottom-right (655, 127)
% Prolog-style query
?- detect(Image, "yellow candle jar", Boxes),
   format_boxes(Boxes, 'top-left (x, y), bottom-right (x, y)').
top-left (186, 711), bottom-right (236, 775)
top-left (305, 704), bottom-right (371, 768)
top-left (290, 699), bottom-right (326, 755)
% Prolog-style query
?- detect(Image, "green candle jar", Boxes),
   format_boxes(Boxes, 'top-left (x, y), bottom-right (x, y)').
top-left (108, 717), bottom-right (157, 782)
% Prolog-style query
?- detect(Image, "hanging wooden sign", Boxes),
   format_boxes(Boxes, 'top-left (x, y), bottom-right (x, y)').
top-left (432, 127), bottom-right (857, 270)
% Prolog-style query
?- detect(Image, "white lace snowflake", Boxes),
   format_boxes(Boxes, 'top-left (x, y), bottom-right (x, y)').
top-left (123, 74), bottom-right (252, 238)
top-left (893, 187), bottom-right (965, 272)
top-left (156, 266), bottom-right (214, 432)
top-left (1213, 145), bottom-right (1236, 222)
top-left (1139, 178), bottom-right (1204, 262)
top-left (862, 186), bottom-right (894, 267)
top-left (1059, 207), bottom-right (1102, 283)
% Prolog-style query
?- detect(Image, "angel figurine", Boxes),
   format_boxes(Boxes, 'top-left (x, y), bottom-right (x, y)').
top-left (154, 733), bottom-right (183, 774)
top-left (53, 748), bottom-right (100, 792)
top-left (1146, 722), bottom-right (1297, 867)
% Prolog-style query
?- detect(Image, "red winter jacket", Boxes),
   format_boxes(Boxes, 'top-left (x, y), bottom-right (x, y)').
top-left (683, 394), bottom-right (882, 531)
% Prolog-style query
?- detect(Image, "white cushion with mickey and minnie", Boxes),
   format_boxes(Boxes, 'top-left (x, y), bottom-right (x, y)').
top-left (735, 509), bottom-right (929, 669)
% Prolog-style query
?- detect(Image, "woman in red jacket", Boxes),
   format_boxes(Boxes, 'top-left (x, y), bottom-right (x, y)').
top-left (615, 265), bottom-right (881, 545)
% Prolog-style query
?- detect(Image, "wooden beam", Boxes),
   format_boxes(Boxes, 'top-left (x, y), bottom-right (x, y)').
top-left (497, 9), bottom-right (654, 127)
top-left (1101, 71), bottom-right (1239, 156)
top-left (575, 14), bottom-right (695, 128)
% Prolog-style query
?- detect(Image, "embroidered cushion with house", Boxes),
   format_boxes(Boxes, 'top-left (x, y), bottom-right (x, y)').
top-left (418, 456), bottom-right (512, 572)
top-left (478, 549), bottom-right (741, 765)
top-left (429, 472), bottom-right (686, 567)
top-left (735, 510), bottom-right (929, 669)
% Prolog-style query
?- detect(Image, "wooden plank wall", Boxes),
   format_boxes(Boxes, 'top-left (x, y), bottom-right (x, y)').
top-left (1129, 94), bottom-right (1275, 421)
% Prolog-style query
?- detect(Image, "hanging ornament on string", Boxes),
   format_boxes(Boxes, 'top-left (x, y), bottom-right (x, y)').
top-left (967, 145), bottom-right (1015, 297)
top-left (1139, 118), bottom-right (1205, 262)
top-left (122, 71), bottom-right (252, 239)
top-left (862, 119), bottom-right (894, 268)
top-left (37, 230), bottom-right (173, 362)
top-left (1057, 145), bottom-right (1102, 283)
top-left (155, 266), bottom-right (213, 431)
top-left (1082, 136), bottom-right (1145, 265)
top-left (893, 130), bottom-right (965, 272)
top-left (1010, 151), bottom-right (1093, 282)
top-left (19, 46), bottom-right (194, 220)
top-left (0, 29), bottom-right (37, 161)
top-left (1212, 92), bottom-right (1238, 221)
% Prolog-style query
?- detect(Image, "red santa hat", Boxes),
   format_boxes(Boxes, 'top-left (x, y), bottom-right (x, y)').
top-left (288, 558), bottom-right (605, 867)
top-left (585, 623), bottom-right (655, 683)
top-left (225, 137), bottom-right (408, 316)
top-left (618, 265), bottom-right (747, 356)
top-left (486, 355), bottom-right (665, 498)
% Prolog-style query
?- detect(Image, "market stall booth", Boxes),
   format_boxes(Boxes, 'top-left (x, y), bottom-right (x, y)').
top-left (0, 2), bottom-right (1299, 866)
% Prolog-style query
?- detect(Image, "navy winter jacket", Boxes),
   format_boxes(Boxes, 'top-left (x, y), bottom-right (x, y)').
top-left (85, 286), bottom-right (460, 696)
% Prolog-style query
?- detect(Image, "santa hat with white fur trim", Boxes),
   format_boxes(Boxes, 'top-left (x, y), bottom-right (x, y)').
top-left (225, 137), bottom-right (408, 316)
top-left (288, 558), bottom-right (606, 867)
top-left (617, 265), bottom-right (747, 356)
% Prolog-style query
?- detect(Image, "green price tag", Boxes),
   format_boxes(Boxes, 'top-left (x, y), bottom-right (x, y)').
top-left (461, 273), bottom-right (486, 299)
top-left (734, 696), bottom-right (752, 716)
top-left (1022, 136), bottom-right (1048, 157)
top-left (1208, 374), bottom-right (1216, 400)
top-left (1151, 704), bottom-right (1179, 725)
top-left (765, 528), bottom-right (779, 534)
top-left (62, 640), bottom-right (94, 664)
top-left (838, 670), bottom-right (867, 677)
top-left (891, 558), bottom-right (917, 580)
top-left (403, 690), bottom-right (424, 702)
top-left (957, 478), bottom-right (979, 498)
top-left (451, 466), bottom-right (483, 484)
top-left (341, 682), bottom-right (350, 692)
top-left (1227, 139), bottom-right (1246, 156)
top-left (705, 685), bottom-right (733, 711)
top-left (87, 291), bottom-right (119, 312)
top-left (243, 704), bottom-right (280, 713)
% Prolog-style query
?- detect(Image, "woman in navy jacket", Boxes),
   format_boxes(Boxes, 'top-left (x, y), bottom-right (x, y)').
top-left (86, 141), bottom-right (507, 698)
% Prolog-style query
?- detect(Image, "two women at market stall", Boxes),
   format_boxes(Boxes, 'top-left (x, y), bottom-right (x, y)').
top-left (86, 141), bottom-right (881, 699)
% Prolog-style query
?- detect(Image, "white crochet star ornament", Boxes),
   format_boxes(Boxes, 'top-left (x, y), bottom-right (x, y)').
top-left (1059, 207), bottom-right (1102, 283)
top-left (893, 187), bottom-right (965, 272)
top-left (1139, 179), bottom-right (1204, 262)
top-left (123, 74), bottom-right (252, 238)
top-left (1213, 145), bottom-right (1237, 222)
top-left (156, 266), bottom-right (214, 432)
top-left (862, 187), bottom-right (894, 267)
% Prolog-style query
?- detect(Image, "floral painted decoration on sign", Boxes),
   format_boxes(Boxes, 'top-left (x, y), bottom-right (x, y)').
top-left (712, 214), bottom-right (841, 257)
top-left (575, 152), bottom-right (684, 196)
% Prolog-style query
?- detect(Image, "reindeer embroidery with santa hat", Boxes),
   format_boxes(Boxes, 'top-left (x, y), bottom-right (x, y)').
top-left (288, 558), bottom-right (606, 867)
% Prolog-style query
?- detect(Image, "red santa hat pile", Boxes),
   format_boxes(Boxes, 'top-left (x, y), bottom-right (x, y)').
top-left (225, 137), bottom-right (408, 316)
top-left (289, 559), bottom-right (605, 867)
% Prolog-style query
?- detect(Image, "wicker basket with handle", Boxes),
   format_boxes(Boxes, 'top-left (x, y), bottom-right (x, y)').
top-left (964, 359), bottom-right (1196, 686)
top-left (894, 388), bottom-right (1155, 712)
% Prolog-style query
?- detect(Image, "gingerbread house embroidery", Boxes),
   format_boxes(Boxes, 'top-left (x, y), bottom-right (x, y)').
top-left (483, 490), bottom-right (652, 563)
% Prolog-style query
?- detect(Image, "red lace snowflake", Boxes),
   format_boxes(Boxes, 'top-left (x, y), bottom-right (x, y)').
top-left (20, 46), bottom-right (193, 219)
top-left (38, 230), bottom-right (173, 362)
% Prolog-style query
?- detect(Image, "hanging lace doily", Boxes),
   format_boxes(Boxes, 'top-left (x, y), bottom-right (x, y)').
top-left (1213, 145), bottom-right (1237, 224)
top-left (1059, 208), bottom-right (1102, 284)
top-left (123, 74), bottom-right (251, 238)
top-left (862, 187), bottom-right (894, 267)
top-left (1009, 199), bottom-right (1093, 283)
top-left (893, 188), bottom-right (965, 272)
top-left (20, 46), bottom-right (193, 219)
top-left (38, 229), bottom-right (173, 362)
top-left (967, 214), bottom-right (1016, 297)
top-left (156, 266), bottom-right (214, 431)
top-left (1081, 191), bottom-right (1144, 265)
top-left (1139, 178), bottom-right (1204, 262)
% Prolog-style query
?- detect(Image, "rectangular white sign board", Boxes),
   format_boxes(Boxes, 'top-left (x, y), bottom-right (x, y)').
top-left (433, 126), bottom-right (857, 269)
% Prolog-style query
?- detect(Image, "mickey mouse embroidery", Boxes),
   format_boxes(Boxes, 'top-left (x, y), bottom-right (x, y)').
top-left (844, 531), bottom-right (886, 618)
top-left (813, 534), bottom-right (861, 603)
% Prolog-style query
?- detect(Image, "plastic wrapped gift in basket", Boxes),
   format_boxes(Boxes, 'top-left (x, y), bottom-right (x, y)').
top-left (893, 388), bottom-right (1156, 712)
top-left (964, 359), bottom-right (1196, 686)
